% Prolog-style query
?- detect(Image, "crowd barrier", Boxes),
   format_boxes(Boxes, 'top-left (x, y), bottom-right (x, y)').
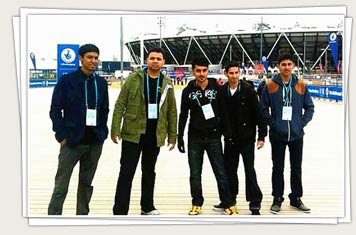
top-left (307, 85), bottom-right (342, 102)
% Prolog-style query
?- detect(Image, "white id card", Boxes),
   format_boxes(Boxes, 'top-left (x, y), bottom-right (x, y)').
top-left (148, 103), bottom-right (158, 119)
top-left (202, 103), bottom-right (215, 120)
top-left (282, 106), bottom-right (292, 121)
top-left (86, 108), bottom-right (97, 126)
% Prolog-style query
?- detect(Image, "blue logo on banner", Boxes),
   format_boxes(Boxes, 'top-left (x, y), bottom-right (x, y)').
top-left (261, 56), bottom-right (269, 73)
top-left (57, 44), bottom-right (79, 81)
top-left (327, 32), bottom-right (339, 71)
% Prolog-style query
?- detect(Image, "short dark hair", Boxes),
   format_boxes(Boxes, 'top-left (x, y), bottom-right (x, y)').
top-left (191, 57), bottom-right (209, 70)
top-left (224, 61), bottom-right (240, 73)
top-left (277, 53), bottom-right (295, 64)
top-left (79, 44), bottom-right (100, 57)
top-left (147, 47), bottom-right (165, 59)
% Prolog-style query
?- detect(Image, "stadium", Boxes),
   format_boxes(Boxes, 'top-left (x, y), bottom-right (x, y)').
top-left (124, 20), bottom-right (343, 83)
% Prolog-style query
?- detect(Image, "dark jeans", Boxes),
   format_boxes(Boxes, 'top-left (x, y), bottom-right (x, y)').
top-left (188, 137), bottom-right (235, 208)
top-left (270, 137), bottom-right (304, 201)
top-left (224, 141), bottom-right (262, 210)
top-left (48, 143), bottom-right (103, 215)
top-left (113, 136), bottom-right (160, 215)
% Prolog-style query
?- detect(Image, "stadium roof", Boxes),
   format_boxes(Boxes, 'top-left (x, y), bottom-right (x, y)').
top-left (125, 28), bottom-right (343, 72)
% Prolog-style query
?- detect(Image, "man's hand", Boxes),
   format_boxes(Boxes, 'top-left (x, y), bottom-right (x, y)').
top-left (111, 135), bottom-right (121, 144)
top-left (167, 141), bottom-right (176, 151)
top-left (257, 140), bottom-right (264, 150)
top-left (60, 139), bottom-right (67, 147)
top-left (177, 136), bottom-right (185, 153)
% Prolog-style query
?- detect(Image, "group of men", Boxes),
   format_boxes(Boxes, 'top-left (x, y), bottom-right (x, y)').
top-left (47, 44), bottom-right (314, 216)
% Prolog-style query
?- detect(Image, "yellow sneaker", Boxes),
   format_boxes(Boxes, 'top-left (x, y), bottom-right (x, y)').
top-left (224, 206), bottom-right (238, 215)
top-left (188, 205), bottom-right (201, 215)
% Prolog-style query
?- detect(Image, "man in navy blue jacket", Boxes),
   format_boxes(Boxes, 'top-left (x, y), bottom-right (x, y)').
top-left (261, 53), bottom-right (314, 214)
top-left (48, 44), bottom-right (109, 215)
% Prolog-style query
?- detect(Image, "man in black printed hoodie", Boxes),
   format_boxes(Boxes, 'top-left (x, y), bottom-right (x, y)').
top-left (177, 57), bottom-right (237, 216)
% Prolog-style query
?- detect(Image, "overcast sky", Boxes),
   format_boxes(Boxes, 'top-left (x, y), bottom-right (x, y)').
top-left (26, 13), bottom-right (344, 69)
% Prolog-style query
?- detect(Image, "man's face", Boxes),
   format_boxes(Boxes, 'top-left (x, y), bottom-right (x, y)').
top-left (193, 65), bottom-right (209, 83)
top-left (225, 66), bottom-right (240, 84)
top-left (278, 59), bottom-right (295, 78)
top-left (79, 52), bottom-right (99, 72)
top-left (146, 52), bottom-right (165, 72)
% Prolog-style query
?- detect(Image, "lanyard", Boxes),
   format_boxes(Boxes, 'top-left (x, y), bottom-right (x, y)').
top-left (146, 72), bottom-right (160, 104)
top-left (85, 75), bottom-right (98, 109)
top-left (282, 78), bottom-right (292, 105)
top-left (227, 82), bottom-right (241, 96)
top-left (193, 90), bottom-right (214, 107)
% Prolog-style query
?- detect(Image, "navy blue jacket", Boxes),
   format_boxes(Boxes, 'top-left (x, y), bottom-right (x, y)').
top-left (49, 68), bottom-right (109, 147)
top-left (260, 74), bottom-right (314, 142)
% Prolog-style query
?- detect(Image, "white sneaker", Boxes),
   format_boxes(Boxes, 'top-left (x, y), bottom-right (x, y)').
top-left (141, 209), bottom-right (160, 215)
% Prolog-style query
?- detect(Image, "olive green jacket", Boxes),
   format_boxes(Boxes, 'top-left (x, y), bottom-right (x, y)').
top-left (111, 69), bottom-right (177, 146)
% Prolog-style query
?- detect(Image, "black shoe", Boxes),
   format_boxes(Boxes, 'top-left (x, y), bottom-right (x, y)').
top-left (270, 197), bottom-right (283, 214)
top-left (290, 198), bottom-right (311, 213)
top-left (251, 209), bottom-right (261, 215)
top-left (212, 203), bottom-right (224, 212)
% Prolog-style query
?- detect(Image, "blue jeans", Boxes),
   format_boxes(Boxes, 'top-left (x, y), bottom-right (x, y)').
top-left (224, 141), bottom-right (262, 209)
top-left (270, 137), bottom-right (304, 201)
top-left (188, 137), bottom-right (235, 208)
top-left (48, 143), bottom-right (103, 215)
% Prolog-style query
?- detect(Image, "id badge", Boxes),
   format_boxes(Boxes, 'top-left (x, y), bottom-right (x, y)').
top-left (86, 108), bottom-right (97, 126)
top-left (202, 103), bottom-right (215, 120)
top-left (148, 103), bottom-right (158, 119)
top-left (282, 106), bottom-right (292, 121)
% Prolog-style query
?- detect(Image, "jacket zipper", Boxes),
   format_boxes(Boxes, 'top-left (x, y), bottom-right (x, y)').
top-left (287, 120), bottom-right (290, 142)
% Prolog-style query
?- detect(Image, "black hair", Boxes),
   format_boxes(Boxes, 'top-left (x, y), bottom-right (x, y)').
top-left (147, 47), bottom-right (165, 59)
top-left (79, 44), bottom-right (100, 57)
top-left (191, 57), bottom-right (209, 70)
top-left (224, 61), bottom-right (240, 73)
top-left (277, 53), bottom-right (295, 64)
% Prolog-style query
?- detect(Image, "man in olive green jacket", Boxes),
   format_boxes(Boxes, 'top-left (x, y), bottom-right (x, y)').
top-left (111, 47), bottom-right (177, 215)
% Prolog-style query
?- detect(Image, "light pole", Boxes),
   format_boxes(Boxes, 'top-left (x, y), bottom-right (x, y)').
top-left (158, 16), bottom-right (165, 48)
top-left (294, 53), bottom-right (303, 79)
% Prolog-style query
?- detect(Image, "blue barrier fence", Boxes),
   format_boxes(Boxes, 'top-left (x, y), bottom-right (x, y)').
top-left (30, 79), bottom-right (57, 88)
top-left (307, 85), bottom-right (342, 101)
top-left (29, 78), bottom-right (343, 101)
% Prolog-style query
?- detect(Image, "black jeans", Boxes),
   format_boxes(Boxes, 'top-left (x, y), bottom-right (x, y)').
top-left (270, 137), bottom-right (304, 201)
top-left (224, 141), bottom-right (262, 210)
top-left (113, 135), bottom-right (160, 215)
top-left (48, 143), bottom-right (103, 215)
top-left (187, 137), bottom-right (235, 208)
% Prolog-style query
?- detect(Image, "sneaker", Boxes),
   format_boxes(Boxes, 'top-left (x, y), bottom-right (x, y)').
top-left (224, 206), bottom-right (238, 215)
top-left (251, 209), bottom-right (261, 215)
top-left (188, 205), bottom-right (201, 215)
top-left (141, 209), bottom-right (160, 215)
top-left (290, 198), bottom-right (311, 213)
top-left (212, 203), bottom-right (224, 212)
top-left (270, 197), bottom-right (283, 214)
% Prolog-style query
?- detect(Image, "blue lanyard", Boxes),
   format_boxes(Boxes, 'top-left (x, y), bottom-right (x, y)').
top-left (85, 75), bottom-right (98, 109)
top-left (282, 78), bottom-right (292, 105)
top-left (146, 72), bottom-right (160, 104)
top-left (227, 82), bottom-right (241, 96)
top-left (193, 90), bottom-right (214, 107)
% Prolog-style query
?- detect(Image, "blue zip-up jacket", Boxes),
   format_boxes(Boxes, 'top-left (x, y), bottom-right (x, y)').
top-left (260, 74), bottom-right (314, 142)
top-left (49, 68), bottom-right (109, 147)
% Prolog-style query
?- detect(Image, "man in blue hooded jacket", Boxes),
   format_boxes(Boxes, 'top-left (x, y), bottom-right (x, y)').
top-left (261, 53), bottom-right (314, 214)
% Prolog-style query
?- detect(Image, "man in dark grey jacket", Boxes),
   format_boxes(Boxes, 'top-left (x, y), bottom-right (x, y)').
top-left (213, 62), bottom-right (267, 215)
